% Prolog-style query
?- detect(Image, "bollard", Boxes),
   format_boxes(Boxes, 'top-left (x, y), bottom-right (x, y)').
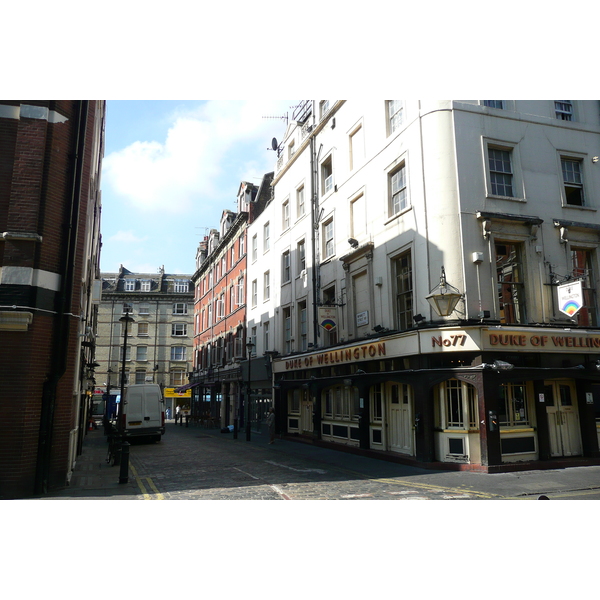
top-left (119, 440), bottom-right (130, 484)
top-left (185, 415), bottom-right (189, 428)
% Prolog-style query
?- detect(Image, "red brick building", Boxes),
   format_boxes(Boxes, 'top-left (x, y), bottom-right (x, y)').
top-left (188, 176), bottom-right (273, 430)
top-left (0, 101), bottom-right (105, 498)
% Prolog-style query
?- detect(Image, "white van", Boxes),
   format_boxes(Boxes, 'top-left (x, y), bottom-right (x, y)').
top-left (120, 384), bottom-right (165, 442)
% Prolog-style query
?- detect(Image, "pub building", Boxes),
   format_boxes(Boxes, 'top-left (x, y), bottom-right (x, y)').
top-left (271, 325), bottom-right (600, 471)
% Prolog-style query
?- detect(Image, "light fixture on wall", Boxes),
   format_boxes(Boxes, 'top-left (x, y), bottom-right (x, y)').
top-left (426, 267), bottom-right (463, 317)
top-left (348, 238), bottom-right (359, 248)
top-left (413, 314), bottom-right (426, 325)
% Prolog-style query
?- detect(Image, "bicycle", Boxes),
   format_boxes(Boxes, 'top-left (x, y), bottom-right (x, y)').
top-left (106, 432), bottom-right (121, 466)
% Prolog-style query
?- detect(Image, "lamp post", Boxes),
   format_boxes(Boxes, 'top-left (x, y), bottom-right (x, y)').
top-left (118, 309), bottom-right (135, 483)
top-left (426, 266), bottom-right (463, 317)
top-left (246, 339), bottom-right (255, 442)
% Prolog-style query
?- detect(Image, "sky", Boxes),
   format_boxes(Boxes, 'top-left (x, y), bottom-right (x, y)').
top-left (99, 100), bottom-right (294, 275)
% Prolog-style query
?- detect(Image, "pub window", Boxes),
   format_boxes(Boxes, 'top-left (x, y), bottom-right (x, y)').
top-left (496, 242), bottom-right (526, 324)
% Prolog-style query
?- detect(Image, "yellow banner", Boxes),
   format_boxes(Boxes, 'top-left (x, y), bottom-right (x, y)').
top-left (164, 387), bottom-right (192, 398)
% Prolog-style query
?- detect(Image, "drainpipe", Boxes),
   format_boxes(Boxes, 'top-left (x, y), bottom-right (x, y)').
top-left (310, 117), bottom-right (320, 345)
top-left (34, 100), bottom-right (89, 494)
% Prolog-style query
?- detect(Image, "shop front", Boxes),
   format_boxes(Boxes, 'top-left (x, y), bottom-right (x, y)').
top-left (272, 326), bottom-right (600, 471)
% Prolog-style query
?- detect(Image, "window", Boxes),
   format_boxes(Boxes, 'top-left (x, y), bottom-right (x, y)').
top-left (239, 232), bottom-right (245, 256)
top-left (120, 346), bottom-right (131, 362)
top-left (231, 245), bottom-right (235, 266)
top-left (125, 279), bottom-right (136, 292)
top-left (135, 369), bottom-right (146, 384)
top-left (323, 385), bottom-right (360, 421)
top-left (171, 346), bottom-right (186, 361)
top-left (483, 100), bottom-right (504, 109)
top-left (251, 279), bottom-right (257, 307)
top-left (264, 222), bottom-right (271, 252)
top-left (264, 271), bottom-right (270, 301)
top-left (387, 100), bottom-right (403, 134)
top-left (321, 156), bottom-right (333, 195)
top-left (572, 248), bottom-right (597, 326)
top-left (252, 234), bottom-right (258, 262)
top-left (496, 242), bottom-right (526, 324)
top-left (297, 239), bottom-right (306, 272)
top-left (323, 218), bottom-right (334, 259)
top-left (297, 185), bottom-right (305, 217)
top-left (171, 370), bottom-right (186, 386)
top-left (264, 321), bottom-right (270, 351)
top-left (438, 379), bottom-right (478, 429)
top-left (250, 327), bottom-right (257, 355)
top-left (389, 163), bottom-right (407, 215)
top-left (230, 285), bottom-right (236, 312)
top-left (499, 382), bottom-right (530, 427)
top-left (555, 101), bottom-right (573, 121)
top-left (282, 250), bottom-right (291, 283)
top-left (122, 303), bottom-right (133, 314)
top-left (174, 280), bottom-right (189, 293)
top-left (488, 147), bottom-right (514, 197)
top-left (322, 287), bottom-right (338, 346)
top-left (288, 139), bottom-right (295, 158)
top-left (319, 100), bottom-right (330, 118)
top-left (282, 199), bottom-right (290, 230)
top-left (139, 303), bottom-right (149, 315)
top-left (173, 303), bottom-right (188, 314)
top-left (298, 301), bottom-right (307, 351)
top-left (137, 322), bottom-right (149, 336)
top-left (561, 158), bottom-right (585, 206)
top-left (172, 323), bottom-right (187, 336)
top-left (283, 306), bottom-right (292, 353)
top-left (290, 389), bottom-right (301, 414)
top-left (238, 275), bottom-right (244, 306)
top-left (349, 124), bottom-right (364, 170)
top-left (140, 280), bottom-right (151, 292)
top-left (136, 346), bottom-right (147, 361)
top-left (371, 384), bottom-right (383, 422)
top-left (394, 251), bottom-right (413, 330)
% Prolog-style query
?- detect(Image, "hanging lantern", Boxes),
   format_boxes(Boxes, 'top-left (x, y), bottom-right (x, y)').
top-left (426, 266), bottom-right (463, 317)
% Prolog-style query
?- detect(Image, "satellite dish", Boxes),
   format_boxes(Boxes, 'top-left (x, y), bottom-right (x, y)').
top-left (271, 138), bottom-right (278, 151)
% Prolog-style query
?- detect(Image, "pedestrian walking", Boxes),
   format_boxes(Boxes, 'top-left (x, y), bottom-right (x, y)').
top-left (175, 405), bottom-right (181, 424)
top-left (267, 407), bottom-right (275, 444)
top-left (166, 407), bottom-right (171, 420)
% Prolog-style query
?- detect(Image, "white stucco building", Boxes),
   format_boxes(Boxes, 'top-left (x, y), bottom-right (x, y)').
top-left (246, 100), bottom-right (600, 471)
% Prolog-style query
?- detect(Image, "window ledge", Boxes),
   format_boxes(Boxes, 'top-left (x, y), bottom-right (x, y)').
top-left (384, 205), bottom-right (412, 226)
top-left (561, 204), bottom-right (596, 212)
top-left (486, 194), bottom-right (526, 203)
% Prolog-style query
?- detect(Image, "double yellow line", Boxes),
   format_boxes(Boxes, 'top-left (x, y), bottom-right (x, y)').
top-left (129, 463), bottom-right (164, 500)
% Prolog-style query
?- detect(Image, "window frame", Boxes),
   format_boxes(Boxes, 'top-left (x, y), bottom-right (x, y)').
top-left (387, 100), bottom-right (403, 135)
top-left (322, 217), bottom-right (335, 260)
top-left (282, 250), bottom-right (291, 284)
top-left (282, 198), bottom-right (290, 231)
top-left (320, 154), bottom-right (334, 197)
top-left (393, 249), bottom-right (413, 331)
top-left (483, 139), bottom-right (524, 201)
top-left (264, 271), bottom-right (270, 301)
top-left (172, 322), bottom-right (187, 337)
top-left (170, 346), bottom-right (187, 361)
top-left (555, 100), bottom-right (574, 121)
top-left (263, 222), bottom-right (270, 253)
top-left (560, 154), bottom-right (586, 207)
top-left (296, 185), bottom-right (305, 218)
top-left (389, 162), bottom-right (408, 217)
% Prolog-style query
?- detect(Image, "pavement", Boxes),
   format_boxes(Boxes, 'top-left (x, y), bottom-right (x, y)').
top-left (25, 418), bottom-right (600, 500)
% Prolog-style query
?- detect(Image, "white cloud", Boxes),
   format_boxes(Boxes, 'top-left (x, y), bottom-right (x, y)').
top-left (102, 100), bottom-right (292, 215)
top-left (108, 230), bottom-right (148, 243)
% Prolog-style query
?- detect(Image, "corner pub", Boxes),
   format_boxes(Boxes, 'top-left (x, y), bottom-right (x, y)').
top-left (271, 325), bottom-right (600, 471)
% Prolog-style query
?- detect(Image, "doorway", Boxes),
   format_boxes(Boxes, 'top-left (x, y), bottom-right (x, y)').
top-left (543, 380), bottom-right (582, 457)
top-left (387, 383), bottom-right (414, 455)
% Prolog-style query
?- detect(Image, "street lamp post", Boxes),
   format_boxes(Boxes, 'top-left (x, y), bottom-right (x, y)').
top-left (246, 339), bottom-right (254, 442)
top-left (118, 309), bottom-right (135, 483)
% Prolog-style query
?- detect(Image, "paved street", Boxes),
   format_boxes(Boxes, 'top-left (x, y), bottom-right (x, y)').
top-left (35, 420), bottom-right (600, 501)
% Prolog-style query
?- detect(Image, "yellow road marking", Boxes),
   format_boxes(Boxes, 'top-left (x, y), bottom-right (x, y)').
top-left (129, 463), bottom-right (165, 500)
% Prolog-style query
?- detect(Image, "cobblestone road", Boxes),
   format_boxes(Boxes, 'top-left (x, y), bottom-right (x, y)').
top-left (123, 422), bottom-right (600, 500)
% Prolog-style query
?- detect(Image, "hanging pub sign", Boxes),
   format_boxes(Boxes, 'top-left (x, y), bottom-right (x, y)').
top-left (318, 306), bottom-right (337, 332)
top-left (557, 280), bottom-right (583, 317)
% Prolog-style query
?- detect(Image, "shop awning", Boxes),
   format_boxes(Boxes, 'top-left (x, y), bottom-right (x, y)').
top-left (174, 382), bottom-right (202, 393)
